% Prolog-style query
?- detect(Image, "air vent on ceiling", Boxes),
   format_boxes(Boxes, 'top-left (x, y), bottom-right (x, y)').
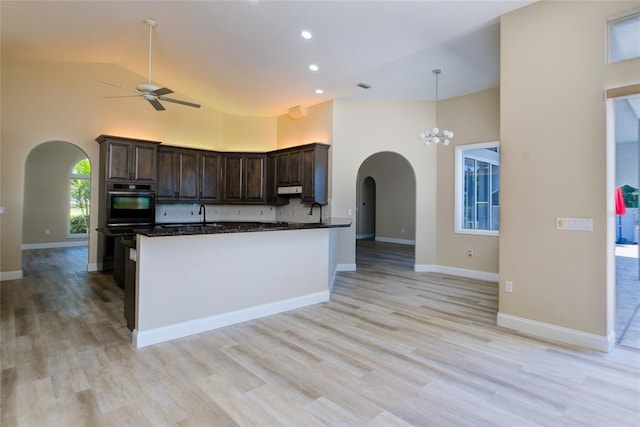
top-left (357, 82), bottom-right (372, 89)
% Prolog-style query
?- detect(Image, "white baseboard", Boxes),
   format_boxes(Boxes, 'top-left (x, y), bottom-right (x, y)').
top-left (22, 241), bottom-right (88, 250)
top-left (436, 266), bottom-right (498, 282)
top-left (375, 236), bottom-right (415, 245)
top-left (413, 264), bottom-right (498, 282)
top-left (133, 290), bottom-right (330, 348)
top-left (336, 263), bottom-right (356, 272)
top-left (87, 263), bottom-right (98, 272)
top-left (497, 312), bottom-right (614, 352)
top-left (414, 264), bottom-right (437, 273)
top-left (356, 233), bottom-right (374, 239)
top-left (0, 270), bottom-right (23, 281)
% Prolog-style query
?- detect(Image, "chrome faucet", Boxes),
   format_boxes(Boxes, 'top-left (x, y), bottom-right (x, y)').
top-left (309, 202), bottom-right (322, 224)
top-left (198, 204), bottom-right (206, 224)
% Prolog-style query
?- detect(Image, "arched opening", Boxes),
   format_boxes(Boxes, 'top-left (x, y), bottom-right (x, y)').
top-left (23, 141), bottom-right (91, 266)
top-left (356, 152), bottom-right (416, 269)
top-left (357, 176), bottom-right (376, 239)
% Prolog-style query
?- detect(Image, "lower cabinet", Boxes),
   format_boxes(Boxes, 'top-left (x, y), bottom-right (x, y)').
top-left (123, 242), bottom-right (136, 332)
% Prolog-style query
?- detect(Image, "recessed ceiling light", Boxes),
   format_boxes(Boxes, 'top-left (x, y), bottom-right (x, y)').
top-left (301, 30), bottom-right (312, 39)
top-left (315, 89), bottom-right (324, 94)
top-left (309, 64), bottom-right (319, 72)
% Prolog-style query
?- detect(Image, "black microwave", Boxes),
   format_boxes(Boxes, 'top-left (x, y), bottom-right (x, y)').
top-left (106, 183), bottom-right (156, 226)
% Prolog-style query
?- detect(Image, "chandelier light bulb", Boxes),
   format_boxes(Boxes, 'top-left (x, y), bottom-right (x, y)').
top-left (419, 69), bottom-right (454, 147)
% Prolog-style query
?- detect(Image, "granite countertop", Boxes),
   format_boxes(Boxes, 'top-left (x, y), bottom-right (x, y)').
top-left (134, 219), bottom-right (351, 237)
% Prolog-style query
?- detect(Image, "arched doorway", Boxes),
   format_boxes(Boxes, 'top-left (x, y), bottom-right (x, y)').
top-left (358, 176), bottom-right (376, 239)
top-left (23, 141), bottom-right (91, 266)
top-left (356, 152), bottom-right (416, 269)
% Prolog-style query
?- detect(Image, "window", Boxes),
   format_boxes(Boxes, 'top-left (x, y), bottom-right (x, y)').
top-left (608, 10), bottom-right (640, 63)
top-left (69, 158), bottom-right (91, 236)
top-left (455, 142), bottom-right (500, 236)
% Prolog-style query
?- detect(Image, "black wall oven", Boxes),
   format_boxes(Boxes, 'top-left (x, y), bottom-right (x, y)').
top-left (106, 183), bottom-right (156, 227)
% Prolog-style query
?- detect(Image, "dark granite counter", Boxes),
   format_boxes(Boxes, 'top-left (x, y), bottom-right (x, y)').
top-left (134, 219), bottom-right (351, 237)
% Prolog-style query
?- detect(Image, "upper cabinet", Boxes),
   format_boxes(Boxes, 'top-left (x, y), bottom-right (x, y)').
top-left (301, 144), bottom-right (329, 204)
top-left (96, 135), bottom-right (159, 183)
top-left (223, 153), bottom-right (266, 203)
top-left (157, 146), bottom-right (222, 203)
top-left (199, 151), bottom-right (223, 202)
top-left (268, 143), bottom-right (329, 205)
top-left (276, 150), bottom-right (302, 186)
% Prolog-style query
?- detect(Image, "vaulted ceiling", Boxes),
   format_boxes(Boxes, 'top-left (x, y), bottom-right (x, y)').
top-left (1, 1), bottom-right (535, 116)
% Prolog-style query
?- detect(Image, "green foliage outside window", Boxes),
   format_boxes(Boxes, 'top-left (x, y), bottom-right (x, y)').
top-left (70, 159), bottom-right (91, 234)
top-left (621, 184), bottom-right (638, 208)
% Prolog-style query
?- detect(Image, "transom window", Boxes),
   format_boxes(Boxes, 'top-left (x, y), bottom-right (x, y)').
top-left (455, 142), bottom-right (500, 236)
top-left (608, 9), bottom-right (640, 63)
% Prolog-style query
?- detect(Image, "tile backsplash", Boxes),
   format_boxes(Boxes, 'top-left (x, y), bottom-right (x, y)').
top-left (156, 197), bottom-right (330, 224)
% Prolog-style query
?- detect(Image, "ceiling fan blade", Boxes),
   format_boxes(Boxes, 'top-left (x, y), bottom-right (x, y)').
top-left (102, 95), bottom-right (142, 99)
top-left (147, 98), bottom-right (166, 111)
top-left (158, 96), bottom-right (201, 109)
top-left (151, 87), bottom-right (174, 96)
top-left (100, 80), bottom-right (141, 94)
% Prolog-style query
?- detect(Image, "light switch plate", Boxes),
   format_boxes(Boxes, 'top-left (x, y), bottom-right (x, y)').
top-left (556, 217), bottom-right (593, 231)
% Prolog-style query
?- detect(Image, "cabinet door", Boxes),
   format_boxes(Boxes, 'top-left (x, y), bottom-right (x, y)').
top-left (132, 144), bottom-right (157, 182)
top-left (244, 154), bottom-right (266, 202)
top-left (276, 153), bottom-right (290, 186)
top-left (177, 150), bottom-right (199, 201)
top-left (157, 148), bottom-right (177, 200)
top-left (223, 154), bottom-right (243, 201)
top-left (301, 146), bottom-right (329, 204)
top-left (200, 152), bottom-right (221, 202)
top-left (288, 150), bottom-right (302, 185)
top-left (106, 141), bottom-right (131, 181)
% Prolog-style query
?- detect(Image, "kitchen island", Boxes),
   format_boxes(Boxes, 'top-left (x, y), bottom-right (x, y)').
top-left (129, 219), bottom-right (350, 348)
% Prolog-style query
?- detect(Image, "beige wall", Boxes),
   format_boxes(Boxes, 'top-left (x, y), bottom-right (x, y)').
top-left (0, 60), bottom-right (277, 275)
top-left (500, 1), bottom-right (640, 342)
top-left (437, 88), bottom-right (500, 274)
top-left (23, 141), bottom-right (89, 245)
top-left (331, 100), bottom-right (438, 268)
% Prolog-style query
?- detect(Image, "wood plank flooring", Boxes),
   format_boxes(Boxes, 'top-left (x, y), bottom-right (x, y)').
top-left (2, 242), bottom-right (639, 426)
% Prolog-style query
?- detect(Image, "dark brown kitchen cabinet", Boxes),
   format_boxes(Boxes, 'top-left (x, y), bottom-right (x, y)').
top-left (266, 143), bottom-right (329, 205)
top-left (301, 143), bottom-right (329, 204)
top-left (158, 146), bottom-right (222, 203)
top-left (199, 152), bottom-right (223, 202)
top-left (276, 150), bottom-right (302, 186)
top-left (96, 135), bottom-right (159, 183)
top-left (266, 154), bottom-right (287, 205)
top-left (223, 153), bottom-right (266, 203)
top-left (157, 146), bottom-right (199, 201)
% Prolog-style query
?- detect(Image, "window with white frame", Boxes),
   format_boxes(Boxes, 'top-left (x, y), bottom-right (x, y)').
top-left (69, 158), bottom-right (91, 237)
top-left (608, 9), bottom-right (640, 63)
top-left (455, 142), bottom-right (500, 236)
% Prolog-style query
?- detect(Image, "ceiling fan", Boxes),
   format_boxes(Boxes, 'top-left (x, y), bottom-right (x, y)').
top-left (101, 18), bottom-right (200, 111)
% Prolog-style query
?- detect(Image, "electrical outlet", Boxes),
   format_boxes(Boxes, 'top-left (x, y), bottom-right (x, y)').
top-left (467, 250), bottom-right (474, 257)
top-left (505, 281), bottom-right (513, 293)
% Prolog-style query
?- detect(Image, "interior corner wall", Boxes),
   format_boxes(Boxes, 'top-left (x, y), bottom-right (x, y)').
top-left (499, 1), bottom-right (640, 343)
top-left (436, 88), bottom-right (500, 275)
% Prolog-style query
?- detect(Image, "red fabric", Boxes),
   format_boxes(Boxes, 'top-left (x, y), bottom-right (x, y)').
top-left (615, 187), bottom-right (626, 216)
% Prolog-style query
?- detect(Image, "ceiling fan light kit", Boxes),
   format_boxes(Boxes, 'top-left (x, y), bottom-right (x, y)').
top-left (101, 18), bottom-right (201, 111)
top-left (419, 69), bottom-right (454, 146)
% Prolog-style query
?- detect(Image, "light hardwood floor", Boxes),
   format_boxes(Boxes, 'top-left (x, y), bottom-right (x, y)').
top-left (2, 241), bottom-right (639, 426)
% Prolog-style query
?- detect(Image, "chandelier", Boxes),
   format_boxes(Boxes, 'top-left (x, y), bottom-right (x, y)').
top-left (419, 69), bottom-right (454, 146)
